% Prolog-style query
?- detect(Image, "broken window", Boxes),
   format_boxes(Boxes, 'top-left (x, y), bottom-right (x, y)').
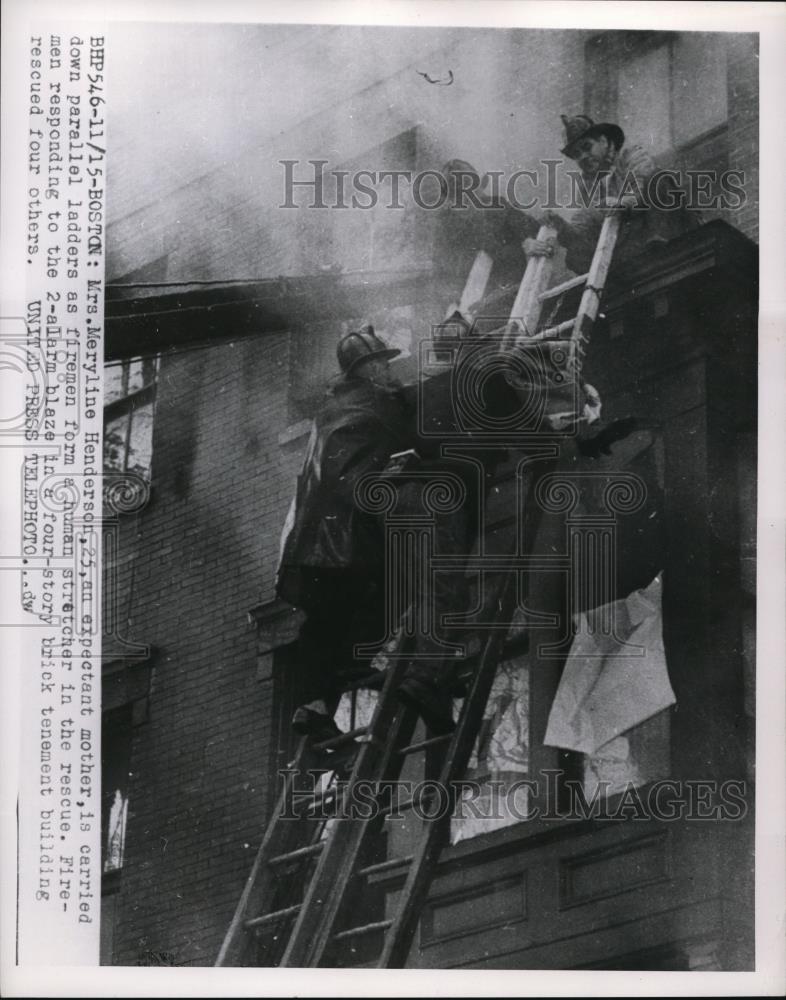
top-left (101, 705), bottom-right (133, 874)
top-left (105, 789), bottom-right (129, 873)
top-left (451, 656), bottom-right (531, 844)
top-left (104, 355), bottom-right (160, 478)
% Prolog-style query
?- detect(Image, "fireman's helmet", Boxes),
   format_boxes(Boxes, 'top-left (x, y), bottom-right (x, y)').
top-left (337, 325), bottom-right (401, 375)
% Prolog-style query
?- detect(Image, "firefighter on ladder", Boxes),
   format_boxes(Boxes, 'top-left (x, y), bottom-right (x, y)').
top-left (524, 114), bottom-right (700, 276)
top-left (276, 326), bottom-right (470, 741)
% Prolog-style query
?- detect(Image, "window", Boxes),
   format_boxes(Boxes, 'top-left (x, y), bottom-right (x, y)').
top-left (100, 656), bottom-right (152, 965)
top-left (586, 31), bottom-right (729, 159)
top-left (451, 656), bottom-right (531, 844)
top-left (617, 43), bottom-right (672, 155)
top-left (671, 34), bottom-right (728, 147)
top-left (284, 129), bottom-right (422, 424)
top-left (287, 127), bottom-right (423, 277)
top-left (104, 356), bottom-right (160, 478)
top-left (582, 709), bottom-right (671, 800)
top-left (101, 705), bottom-right (133, 874)
top-left (331, 127), bottom-right (422, 273)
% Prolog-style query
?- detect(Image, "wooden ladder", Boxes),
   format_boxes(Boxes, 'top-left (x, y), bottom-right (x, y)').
top-left (214, 540), bottom-right (546, 969)
top-left (503, 214), bottom-right (621, 364)
top-left (215, 215), bottom-right (621, 969)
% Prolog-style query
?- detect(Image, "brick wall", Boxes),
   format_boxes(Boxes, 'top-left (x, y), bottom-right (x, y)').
top-left (109, 332), bottom-right (302, 965)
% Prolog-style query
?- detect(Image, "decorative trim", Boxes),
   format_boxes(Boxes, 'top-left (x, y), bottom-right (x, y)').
top-left (420, 872), bottom-right (527, 948)
top-left (603, 221), bottom-right (757, 315)
top-left (559, 830), bottom-right (671, 909)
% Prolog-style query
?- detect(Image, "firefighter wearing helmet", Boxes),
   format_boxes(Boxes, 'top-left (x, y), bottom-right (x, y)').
top-left (276, 325), bottom-right (458, 740)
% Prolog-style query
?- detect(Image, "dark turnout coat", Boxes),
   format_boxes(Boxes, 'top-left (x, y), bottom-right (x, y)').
top-left (276, 376), bottom-right (415, 610)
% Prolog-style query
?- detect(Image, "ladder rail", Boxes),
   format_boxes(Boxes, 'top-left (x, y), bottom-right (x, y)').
top-left (215, 730), bottom-right (358, 965)
top-left (571, 213), bottom-right (621, 349)
top-left (217, 210), bottom-right (622, 970)
top-left (457, 249), bottom-right (493, 318)
top-left (279, 656), bottom-right (417, 966)
top-left (378, 450), bottom-right (559, 967)
top-left (377, 216), bottom-right (621, 966)
top-left (502, 224), bottom-right (558, 350)
top-left (215, 737), bottom-right (313, 966)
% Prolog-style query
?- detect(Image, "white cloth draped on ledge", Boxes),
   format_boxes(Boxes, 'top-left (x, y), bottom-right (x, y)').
top-left (544, 574), bottom-right (675, 755)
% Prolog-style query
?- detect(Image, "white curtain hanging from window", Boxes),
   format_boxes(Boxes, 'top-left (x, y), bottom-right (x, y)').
top-left (544, 574), bottom-right (675, 756)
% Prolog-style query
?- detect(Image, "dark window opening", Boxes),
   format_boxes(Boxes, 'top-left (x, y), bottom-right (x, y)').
top-left (102, 704), bottom-right (133, 875)
top-left (104, 356), bottom-right (160, 478)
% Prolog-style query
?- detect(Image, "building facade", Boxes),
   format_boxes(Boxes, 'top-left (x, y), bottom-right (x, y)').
top-left (100, 26), bottom-right (758, 968)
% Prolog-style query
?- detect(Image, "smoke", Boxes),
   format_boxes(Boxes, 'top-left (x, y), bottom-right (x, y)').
top-left (106, 23), bottom-right (589, 286)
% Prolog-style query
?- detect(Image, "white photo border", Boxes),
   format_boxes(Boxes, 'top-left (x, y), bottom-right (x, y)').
top-left (1, 1), bottom-right (784, 996)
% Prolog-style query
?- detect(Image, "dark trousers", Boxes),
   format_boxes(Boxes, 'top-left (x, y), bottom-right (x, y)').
top-left (296, 569), bottom-right (387, 713)
top-left (295, 477), bottom-right (480, 712)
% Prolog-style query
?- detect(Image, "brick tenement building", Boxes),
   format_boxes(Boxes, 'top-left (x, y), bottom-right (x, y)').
top-left (101, 27), bottom-right (758, 968)
top-left (101, 335), bottom-right (295, 963)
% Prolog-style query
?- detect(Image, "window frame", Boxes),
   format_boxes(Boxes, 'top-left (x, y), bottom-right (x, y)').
top-left (584, 30), bottom-right (730, 167)
top-left (103, 356), bottom-right (160, 478)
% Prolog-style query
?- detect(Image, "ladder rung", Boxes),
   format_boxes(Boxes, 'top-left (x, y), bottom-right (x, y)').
top-left (245, 903), bottom-right (301, 930)
top-left (333, 919), bottom-right (393, 941)
top-left (302, 782), bottom-right (350, 817)
top-left (398, 733), bottom-right (453, 756)
top-left (268, 842), bottom-right (325, 868)
top-left (356, 855), bottom-right (413, 879)
top-left (538, 272), bottom-right (589, 301)
top-left (526, 318), bottom-right (576, 342)
top-left (312, 726), bottom-right (370, 751)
